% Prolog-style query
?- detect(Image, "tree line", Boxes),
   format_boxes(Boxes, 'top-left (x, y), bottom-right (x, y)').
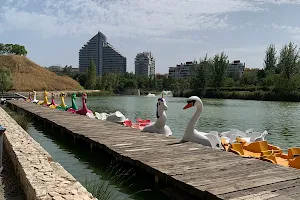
top-left (182, 41), bottom-right (300, 100)
top-left (0, 43), bottom-right (28, 56)
top-left (53, 41), bottom-right (300, 101)
top-left (68, 60), bottom-right (176, 93)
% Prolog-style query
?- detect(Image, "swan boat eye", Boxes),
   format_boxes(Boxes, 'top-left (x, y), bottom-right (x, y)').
top-left (187, 100), bottom-right (196, 106)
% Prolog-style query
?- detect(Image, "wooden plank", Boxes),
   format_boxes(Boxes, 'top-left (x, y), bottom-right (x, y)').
top-left (7, 100), bottom-right (300, 200)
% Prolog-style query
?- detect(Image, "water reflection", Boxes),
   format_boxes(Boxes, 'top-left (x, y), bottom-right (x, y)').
top-left (26, 121), bottom-right (170, 200)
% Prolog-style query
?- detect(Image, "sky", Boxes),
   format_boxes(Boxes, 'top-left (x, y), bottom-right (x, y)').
top-left (1, 0), bottom-right (300, 73)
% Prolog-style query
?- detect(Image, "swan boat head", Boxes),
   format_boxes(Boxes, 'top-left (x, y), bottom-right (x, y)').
top-left (44, 90), bottom-right (48, 98)
top-left (71, 93), bottom-right (77, 100)
top-left (183, 96), bottom-right (203, 110)
top-left (156, 97), bottom-right (167, 118)
top-left (50, 93), bottom-right (56, 105)
top-left (59, 92), bottom-right (66, 104)
top-left (32, 91), bottom-right (38, 102)
top-left (82, 93), bottom-right (87, 104)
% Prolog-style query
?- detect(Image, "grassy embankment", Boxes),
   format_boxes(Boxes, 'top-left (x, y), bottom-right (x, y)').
top-left (0, 55), bottom-right (83, 91)
top-left (173, 87), bottom-right (300, 102)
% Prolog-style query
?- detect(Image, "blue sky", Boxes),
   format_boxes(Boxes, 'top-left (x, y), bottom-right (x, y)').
top-left (1, 0), bottom-right (300, 73)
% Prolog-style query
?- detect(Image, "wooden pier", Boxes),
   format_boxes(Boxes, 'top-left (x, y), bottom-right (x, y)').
top-left (0, 92), bottom-right (26, 100)
top-left (6, 100), bottom-right (300, 200)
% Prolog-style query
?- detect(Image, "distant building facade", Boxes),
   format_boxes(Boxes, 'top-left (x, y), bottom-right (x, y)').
top-left (156, 73), bottom-right (168, 79)
top-left (227, 60), bottom-right (245, 78)
top-left (103, 43), bottom-right (127, 74)
top-left (79, 31), bottom-right (126, 75)
top-left (48, 65), bottom-right (63, 73)
top-left (48, 65), bottom-right (79, 74)
top-left (135, 52), bottom-right (155, 76)
top-left (168, 61), bottom-right (196, 78)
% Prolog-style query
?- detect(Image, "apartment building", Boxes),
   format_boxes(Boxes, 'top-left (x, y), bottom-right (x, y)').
top-left (135, 52), bottom-right (155, 76)
top-left (79, 31), bottom-right (126, 75)
top-left (168, 61), bottom-right (196, 78)
top-left (102, 42), bottom-right (127, 74)
top-left (227, 60), bottom-right (245, 78)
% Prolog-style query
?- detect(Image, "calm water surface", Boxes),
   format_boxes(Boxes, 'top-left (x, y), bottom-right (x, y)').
top-left (63, 95), bottom-right (300, 150)
top-left (24, 122), bottom-right (168, 200)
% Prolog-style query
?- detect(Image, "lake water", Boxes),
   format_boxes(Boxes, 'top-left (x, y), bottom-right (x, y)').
top-left (64, 95), bottom-right (300, 151)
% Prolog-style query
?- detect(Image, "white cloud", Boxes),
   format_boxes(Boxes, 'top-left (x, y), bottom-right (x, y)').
top-left (253, 0), bottom-right (300, 4)
top-left (150, 36), bottom-right (203, 44)
top-left (272, 24), bottom-right (300, 34)
top-left (270, 23), bottom-right (300, 40)
top-left (0, 0), bottom-right (300, 39)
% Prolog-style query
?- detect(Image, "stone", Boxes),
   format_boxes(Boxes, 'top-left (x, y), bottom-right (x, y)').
top-left (52, 196), bottom-right (64, 200)
top-left (55, 188), bottom-right (67, 195)
top-left (70, 189), bottom-right (78, 195)
top-left (49, 192), bottom-right (59, 197)
top-left (62, 194), bottom-right (74, 200)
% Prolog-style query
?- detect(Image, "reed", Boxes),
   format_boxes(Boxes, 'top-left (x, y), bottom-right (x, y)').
top-left (3, 107), bottom-right (32, 130)
top-left (84, 162), bottom-right (150, 200)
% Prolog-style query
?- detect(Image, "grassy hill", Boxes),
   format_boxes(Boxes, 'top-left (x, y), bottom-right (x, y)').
top-left (0, 55), bottom-right (83, 91)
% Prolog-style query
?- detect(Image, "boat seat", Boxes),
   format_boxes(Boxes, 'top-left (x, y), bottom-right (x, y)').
top-left (261, 150), bottom-right (289, 167)
top-left (289, 156), bottom-right (300, 169)
top-left (243, 141), bottom-right (282, 155)
top-left (123, 120), bottom-right (133, 127)
top-left (236, 137), bottom-right (247, 146)
top-left (221, 137), bottom-right (229, 151)
top-left (229, 143), bottom-right (261, 158)
top-left (279, 147), bottom-right (300, 159)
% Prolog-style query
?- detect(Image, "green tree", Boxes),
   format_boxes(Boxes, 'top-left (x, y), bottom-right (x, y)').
top-left (224, 78), bottom-right (235, 87)
top-left (85, 60), bottom-right (97, 89)
top-left (63, 65), bottom-right (73, 75)
top-left (191, 55), bottom-right (212, 93)
top-left (0, 43), bottom-right (4, 54)
top-left (0, 68), bottom-right (13, 93)
top-left (264, 44), bottom-right (277, 73)
top-left (240, 70), bottom-right (258, 86)
top-left (212, 52), bottom-right (228, 91)
top-left (278, 42), bottom-right (299, 80)
top-left (0, 43), bottom-right (27, 55)
top-left (4, 44), bottom-right (12, 54)
top-left (124, 79), bottom-right (137, 89)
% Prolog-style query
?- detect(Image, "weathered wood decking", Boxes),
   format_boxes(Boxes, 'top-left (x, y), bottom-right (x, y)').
top-left (6, 100), bottom-right (300, 200)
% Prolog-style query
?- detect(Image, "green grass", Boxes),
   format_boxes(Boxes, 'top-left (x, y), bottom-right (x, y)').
top-left (174, 89), bottom-right (300, 102)
top-left (84, 162), bottom-right (150, 200)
